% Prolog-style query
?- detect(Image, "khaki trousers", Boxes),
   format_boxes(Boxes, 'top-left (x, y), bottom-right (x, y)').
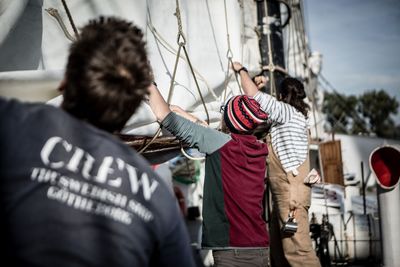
top-left (267, 141), bottom-right (321, 267)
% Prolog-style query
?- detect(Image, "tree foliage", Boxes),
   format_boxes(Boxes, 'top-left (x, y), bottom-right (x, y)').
top-left (322, 89), bottom-right (400, 139)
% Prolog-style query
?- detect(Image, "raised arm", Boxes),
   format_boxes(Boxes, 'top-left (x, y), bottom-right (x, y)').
top-left (169, 105), bottom-right (208, 127)
top-left (231, 62), bottom-right (293, 124)
top-left (147, 83), bottom-right (230, 154)
top-left (232, 62), bottom-right (267, 97)
top-left (147, 83), bottom-right (208, 126)
top-left (147, 83), bottom-right (171, 122)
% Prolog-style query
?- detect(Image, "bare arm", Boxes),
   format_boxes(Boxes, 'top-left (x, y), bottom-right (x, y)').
top-left (147, 83), bottom-right (171, 122)
top-left (232, 62), bottom-right (267, 97)
top-left (147, 83), bottom-right (208, 126)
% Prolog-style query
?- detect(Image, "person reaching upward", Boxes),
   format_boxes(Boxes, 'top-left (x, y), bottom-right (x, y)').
top-left (147, 82), bottom-right (270, 267)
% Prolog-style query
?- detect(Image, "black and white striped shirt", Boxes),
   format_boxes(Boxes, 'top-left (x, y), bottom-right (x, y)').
top-left (254, 91), bottom-right (309, 175)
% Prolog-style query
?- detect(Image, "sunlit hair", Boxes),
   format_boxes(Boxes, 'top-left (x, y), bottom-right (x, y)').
top-left (279, 77), bottom-right (310, 118)
top-left (62, 17), bottom-right (152, 133)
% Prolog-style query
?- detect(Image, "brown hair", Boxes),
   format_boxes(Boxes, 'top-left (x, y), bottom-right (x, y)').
top-left (62, 17), bottom-right (152, 133)
top-left (279, 77), bottom-right (310, 118)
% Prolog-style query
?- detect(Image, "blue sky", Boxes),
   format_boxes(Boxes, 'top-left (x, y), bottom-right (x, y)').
top-left (303, 0), bottom-right (400, 124)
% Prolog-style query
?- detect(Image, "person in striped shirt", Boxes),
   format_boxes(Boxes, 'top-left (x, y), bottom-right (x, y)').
top-left (233, 61), bottom-right (321, 267)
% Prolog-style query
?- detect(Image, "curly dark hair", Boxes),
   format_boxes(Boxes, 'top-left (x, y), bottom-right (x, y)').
top-left (62, 16), bottom-right (152, 133)
top-left (279, 77), bottom-right (310, 118)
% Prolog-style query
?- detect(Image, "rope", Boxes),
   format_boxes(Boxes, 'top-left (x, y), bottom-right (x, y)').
top-left (137, 128), bottom-right (162, 154)
top-left (180, 145), bottom-right (206, 161)
top-left (45, 8), bottom-right (76, 42)
top-left (263, 0), bottom-right (278, 97)
top-left (283, 0), bottom-right (321, 138)
top-left (293, 4), bottom-right (308, 77)
top-left (147, 2), bottom-right (218, 101)
top-left (140, 0), bottom-right (211, 155)
top-left (167, 43), bottom-right (183, 103)
top-left (205, 0), bottom-right (225, 72)
top-left (182, 45), bottom-right (210, 122)
top-left (319, 73), bottom-right (369, 133)
top-left (222, 0), bottom-right (243, 102)
top-left (61, 0), bottom-right (79, 39)
top-left (146, 18), bottom-right (218, 100)
top-left (139, 35), bottom-right (184, 154)
top-left (173, 0), bottom-right (209, 123)
top-left (284, 0), bottom-right (308, 78)
top-left (239, 0), bottom-right (245, 62)
top-left (174, 0), bottom-right (210, 161)
top-left (174, 0), bottom-right (187, 46)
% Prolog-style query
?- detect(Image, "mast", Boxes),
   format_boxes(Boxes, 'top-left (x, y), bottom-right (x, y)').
top-left (255, 0), bottom-right (286, 96)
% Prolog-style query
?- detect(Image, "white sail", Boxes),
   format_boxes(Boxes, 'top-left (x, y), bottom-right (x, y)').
top-left (0, 0), bottom-right (262, 135)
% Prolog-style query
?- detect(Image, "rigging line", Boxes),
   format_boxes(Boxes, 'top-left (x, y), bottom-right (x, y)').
top-left (293, 4), bottom-right (308, 78)
top-left (175, 0), bottom-right (208, 161)
top-left (140, 3), bottom-right (186, 154)
top-left (239, 0), bottom-right (245, 63)
top-left (291, 7), bottom-right (301, 77)
top-left (45, 8), bottom-right (76, 42)
top-left (301, 0), bottom-right (312, 50)
top-left (318, 73), bottom-right (369, 133)
top-left (148, 22), bottom-right (201, 102)
top-left (282, 1), bottom-right (288, 71)
top-left (263, 0), bottom-right (277, 97)
top-left (310, 89), bottom-right (320, 140)
top-left (289, 5), bottom-right (298, 76)
top-left (299, 0), bottom-right (310, 53)
top-left (298, 15), bottom-right (308, 55)
top-left (138, 44), bottom-right (184, 154)
top-left (141, 0), bottom-right (212, 155)
top-left (318, 73), bottom-right (338, 93)
top-left (283, 3), bottom-right (291, 73)
top-left (139, 41), bottom-right (185, 154)
top-left (292, 4), bottom-right (304, 47)
top-left (289, 0), bottom-right (304, 77)
top-left (137, 128), bottom-right (162, 154)
top-left (167, 44), bottom-right (184, 104)
top-left (182, 45), bottom-right (211, 123)
top-left (61, 0), bottom-right (79, 39)
top-left (147, 6), bottom-right (173, 79)
top-left (174, 0), bottom-right (186, 45)
top-left (223, 0), bottom-right (243, 97)
top-left (181, 145), bottom-right (206, 161)
top-left (146, 9), bottom-right (218, 100)
top-left (294, 7), bottom-right (309, 75)
top-left (175, 0), bottom-right (210, 124)
top-left (327, 113), bottom-right (350, 133)
top-left (293, 10), bottom-right (304, 65)
top-left (294, 5), bottom-right (307, 77)
top-left (223, 0), bottom-right (232, 60)
top-left (222, 65), bottom-right (231, 103)
top-left (148, 24), bottom-right (217, 100)
top-left (205, 0), bottom-right (225, 72)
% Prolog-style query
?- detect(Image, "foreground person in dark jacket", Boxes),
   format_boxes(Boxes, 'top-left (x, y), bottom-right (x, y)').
top-left (0, 16), bottom-right (195, 267)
